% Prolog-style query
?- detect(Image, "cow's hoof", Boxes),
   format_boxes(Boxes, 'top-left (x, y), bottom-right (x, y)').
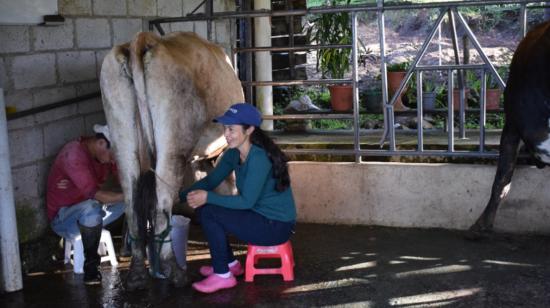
top-left (170, 269), bottom-right (188, 288)
top-left (464, 224), bottom-right (490, 241)
top-left (162, 259), bottom-right (188, 288)
top-left (125, 263), bottom-right (149, 291)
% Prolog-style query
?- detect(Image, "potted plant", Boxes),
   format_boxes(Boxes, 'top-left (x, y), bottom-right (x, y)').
top-left (363, 83), bottom-right (383, 113)
top-left (387, 61), bottom-right (410, 111)
top-left (422, 80), bottom-right (442, 111)
top-left (308, 0), bottom-right (353, 112)
top-left (485, 66), bottom-right (506, 110)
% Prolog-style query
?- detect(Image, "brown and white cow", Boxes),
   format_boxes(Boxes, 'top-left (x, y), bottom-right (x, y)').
top-left (100, 31), bottom-right (243, 290)
top-left (468, 21), bottom-right (550, 237)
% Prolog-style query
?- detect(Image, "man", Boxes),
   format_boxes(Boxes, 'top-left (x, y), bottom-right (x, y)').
top-left (47, 124), bottom-right (125, 285)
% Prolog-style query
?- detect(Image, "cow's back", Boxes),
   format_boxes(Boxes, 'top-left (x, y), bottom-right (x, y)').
top-left (144, 32), bottom-right (243, 119)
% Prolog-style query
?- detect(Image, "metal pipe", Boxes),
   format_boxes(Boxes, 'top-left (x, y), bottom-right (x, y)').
top-left (416, 64), bottom-right (487, 71)
top-left (281, 148), bottom-right (500, 158)
top-left (448, 8), bottom-right (466, 139)
top-left (381, 8), bottom-right (447, 147)
top-left (378, 0), bottom-right (396, 151)
top-left (7, 92), bottom-right (101, 121)
top-left (149, 0), bottom-right (538, 23)
top-left (264, 114), bottom-right (354, 120)
top-left (0, 88), bottom-right (23, 292)
top-left (153, 23), bottom-right (165, 36)
top-left (352, 12), bottom-right (361, 163)
top-left (448, 70), bottom-right (455, 152)
top-left (416, 71), bottom-right (424, 152)
top-left (480, 69), bottom-right (487, 152)
top-left (243, 79), bottom-right (352, 86)
top-left (287, 0), bottom-right (296, 80)
top-left (438, 23), bottom-right (442, 67)
top-left (520, 3), bottom-right (527, 37)
top-left (206, 0), bottom-right (213, 40)
top-left (190, 0), bottom-right (207, 14)
top-left (235, 44), bottom-right (352, 53)
top-left (378, 0), bottom-right (390, 148)
top-left (454, 8), bottom-right (505, 89)
top-left (385, 9), bottom-right (446, 111)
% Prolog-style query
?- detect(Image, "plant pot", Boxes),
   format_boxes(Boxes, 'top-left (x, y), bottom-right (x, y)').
top-left (453, 88), bottom-right (470, 110)
top-left (485, 88), bottom-right (502, 110)
top-left (329, 84), bottom-right (353, 112)
top-left (387, 71), bottom-right (409, 111)
top-left (422, 92), bottom-right (437, 111)
top-left (365, 90), bottom-right (383, 113)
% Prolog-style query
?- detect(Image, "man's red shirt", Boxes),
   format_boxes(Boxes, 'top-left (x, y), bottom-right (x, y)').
top-left (46, 137), bottom-right (116, 221)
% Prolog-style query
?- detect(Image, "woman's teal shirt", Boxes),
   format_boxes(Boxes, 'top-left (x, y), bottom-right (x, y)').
top-left (179, 145), bottom-right (296, 222)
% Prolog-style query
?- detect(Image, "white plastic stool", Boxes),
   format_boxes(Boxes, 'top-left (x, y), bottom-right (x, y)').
top-left (64, 229), bottom-right (118, 273)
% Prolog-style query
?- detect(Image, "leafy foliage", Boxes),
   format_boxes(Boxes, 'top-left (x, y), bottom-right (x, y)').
top-left (387, 61), bottom-right (409, 72)
top-left (308, 0), bottom-right (352, 79)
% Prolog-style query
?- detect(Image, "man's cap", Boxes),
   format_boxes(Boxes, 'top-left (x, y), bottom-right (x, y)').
top-left (213, 103), bottom-right (262, 127)
top-left (93, 124), bottom-right (111, 144)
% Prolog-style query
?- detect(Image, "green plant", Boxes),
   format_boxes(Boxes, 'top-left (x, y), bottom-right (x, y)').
top-left (308, 0), bottom-right (352, 79)
top-left (423, 80), bottom-right (436, 92)
top-left (488, 66), bottom-right (508, 89)
top-left (387, 61), bottom-right (409, 72)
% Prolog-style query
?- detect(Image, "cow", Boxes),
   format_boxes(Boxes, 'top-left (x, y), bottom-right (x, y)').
top-left (468, 21), bottom-right (550, 238)
top-left (100, 31), bottom-right (244, 290)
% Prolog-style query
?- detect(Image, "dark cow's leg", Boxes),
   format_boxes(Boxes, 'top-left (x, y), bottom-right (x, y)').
top-left (467, 122), bottom-right (521, 238)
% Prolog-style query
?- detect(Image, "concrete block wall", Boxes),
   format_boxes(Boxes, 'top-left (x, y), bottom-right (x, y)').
top-left (289, 162), bottom-right (550, 235)
top-left (1, 0), bottom-right (236, 243)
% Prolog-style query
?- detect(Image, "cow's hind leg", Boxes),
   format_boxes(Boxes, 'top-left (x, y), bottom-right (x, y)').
top-left (125, 171), bottom-right (157, 291)
top-left (467, 122), bottom-right (521, 239)
top-left (152, 158), bottom-right (188, 288)
top-left (100, 45), bottom-right (149, 290)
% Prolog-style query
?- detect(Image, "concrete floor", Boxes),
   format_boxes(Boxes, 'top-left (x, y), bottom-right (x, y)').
top-left (2, 223), bottom-right (550, 307)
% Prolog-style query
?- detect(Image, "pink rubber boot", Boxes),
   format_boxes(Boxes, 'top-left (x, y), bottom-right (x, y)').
top-left (192, 274), bottom-right (237, 293)
top-left (199, 261), bottom-right (244, 277)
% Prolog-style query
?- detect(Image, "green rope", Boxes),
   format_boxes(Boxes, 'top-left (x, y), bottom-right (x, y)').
top-left (125, 211), bottom-right (173, 278)
top-left (149, 211), bottom-right (172, 278)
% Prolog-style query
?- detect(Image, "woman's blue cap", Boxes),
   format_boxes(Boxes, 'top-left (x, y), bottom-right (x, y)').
top-left (214, 103), bottom-right (262, 127)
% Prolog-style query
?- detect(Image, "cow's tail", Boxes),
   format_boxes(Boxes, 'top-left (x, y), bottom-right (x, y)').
top-left (130, 32), bottom-right (160, 157)
top-left (135, 170), bottom-right (157, 255)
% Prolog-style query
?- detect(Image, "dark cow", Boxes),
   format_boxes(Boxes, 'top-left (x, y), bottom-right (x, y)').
top-left (469, 21), bottom-right (550, 236)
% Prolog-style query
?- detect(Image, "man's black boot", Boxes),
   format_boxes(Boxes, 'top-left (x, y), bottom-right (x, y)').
top-left (79, 223), bottom-right (103, 285)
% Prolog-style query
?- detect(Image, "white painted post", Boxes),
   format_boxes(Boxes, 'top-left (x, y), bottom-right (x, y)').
top-left (0, 88), bottom-right (23, 292)
top-left (254, 0), bottom-right (273, 131)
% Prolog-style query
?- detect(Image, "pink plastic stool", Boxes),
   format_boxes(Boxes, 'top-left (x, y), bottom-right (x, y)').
top-left (245, 241), bottom-right (295, 282)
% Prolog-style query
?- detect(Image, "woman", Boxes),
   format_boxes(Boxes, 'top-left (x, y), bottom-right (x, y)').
top-left (180, 103), bottom-right (297, 293)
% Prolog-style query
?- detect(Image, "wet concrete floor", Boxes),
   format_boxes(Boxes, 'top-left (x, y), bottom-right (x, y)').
top-left (2, 223), bottom-right (550, 307)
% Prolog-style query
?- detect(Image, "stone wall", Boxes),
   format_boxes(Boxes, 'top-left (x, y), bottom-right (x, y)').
top-left (0, 0), bottom-right (236, 243)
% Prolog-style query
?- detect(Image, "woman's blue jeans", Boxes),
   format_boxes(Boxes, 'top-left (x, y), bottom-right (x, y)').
top-left (197, 204), bottom-right (294, 274)
top-left (50, 199), bottom-right (125, 241)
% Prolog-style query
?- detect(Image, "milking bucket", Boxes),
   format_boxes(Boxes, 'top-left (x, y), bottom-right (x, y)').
top-left (171, 215), bottom-right (190, 269)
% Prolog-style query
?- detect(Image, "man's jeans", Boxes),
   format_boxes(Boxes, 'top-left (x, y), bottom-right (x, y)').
top-left (50, 199), bottom-right (125, 241)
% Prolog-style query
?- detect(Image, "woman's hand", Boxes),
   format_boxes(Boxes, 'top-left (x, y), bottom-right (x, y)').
top-left (187, 190), bottom-right (207, 209)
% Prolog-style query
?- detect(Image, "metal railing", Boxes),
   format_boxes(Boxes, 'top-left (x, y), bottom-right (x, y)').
top-left (148, 0), bottom-right (549, 162)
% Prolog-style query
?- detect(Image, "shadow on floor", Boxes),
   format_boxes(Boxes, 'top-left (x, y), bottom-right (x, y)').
top-left (2, 223), bottom-right (550, 307)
